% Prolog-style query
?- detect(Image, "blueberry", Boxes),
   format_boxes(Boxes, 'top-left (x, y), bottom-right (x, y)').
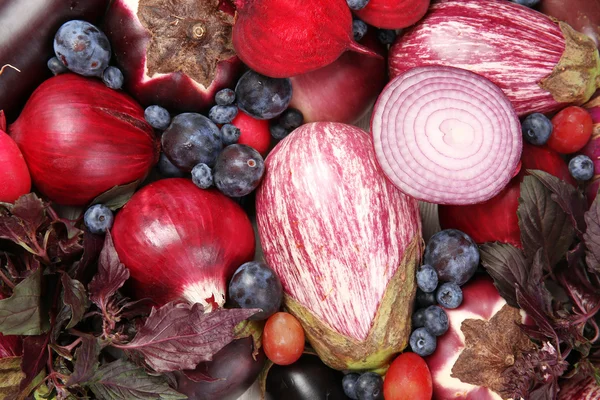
top-left (213, 144), bottom-right (265, 197)
top-left (145, 105), bottom-right (171, 131)
top-left (209, 105), bottom-right (238, 124)
top-left (342, 373), bottom-right (360, 400)
top-left (424, 229), bottom-right (479, 286)
top-left (510, 0), bottom-right (540, 7)
top-left (191, 163), bottom-right (213, 189)
top-left (228, 261), bottom-right (283, 320)
top-left (424, 305), bottom-right (449, 336)
top-left (215, 88), bottom-right (236, 106)
top-left (355, 372), bottom-right (383, 400)
top-left (410, 327), bottom-right (437, 357)
top-left (279, 108), bottom-right (304, 131)
top-left (377, 29), bottom-right (396, 45)
top-left (415, 289), bottom-right (437, 308)
top-left (569, 155), bottom-right (594, 181)
top-left (436, 282), bottom-right (463, 309)
top-left (84, 204), bottom-right (114, 235)
top-left (102, 66), bottom-right (124, 90)
top-left (47, 57), bottom-right (68, 76)
top-left (353, 19), bottom-right (368, 42)
top-left (161, 113), bottom-right (223, 170)
top-left (521, 113), bottom-right (552, 146)
top-left (416, 264), bottom-right (438, 293)
top-left (54, 20), bottom-right (111, 77)
top-left (157, 153), bottom-right (185, 178)
top-left (347, 0), bottom-right (370, 10)
top-left (221, 124), bottom-right (241, 145)
top-left (270, 124), bottom-right (290, 140)
top-left (412, 308), bottom-right (427, 329)
top-left (235, 70), bottom-right (292, 120)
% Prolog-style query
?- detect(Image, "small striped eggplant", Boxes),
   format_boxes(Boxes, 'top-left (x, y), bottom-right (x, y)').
top-left (389, 0), bottom-right (600, 116)
top-left (558, 372), bottom-right (600, 400)
top-left (256, 123), bottom-right (422, 371)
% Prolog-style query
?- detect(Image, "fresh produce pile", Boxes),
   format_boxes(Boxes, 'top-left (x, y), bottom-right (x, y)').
top-left (0, 0), bottom-right (599, 399)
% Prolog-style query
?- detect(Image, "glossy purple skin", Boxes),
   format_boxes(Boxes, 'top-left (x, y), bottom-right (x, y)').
top-left (0, 0), bottom-right (109, 121)
top-left (103, 0), bottom-right (242, 113)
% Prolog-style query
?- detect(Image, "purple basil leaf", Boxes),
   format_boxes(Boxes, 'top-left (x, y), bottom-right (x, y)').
top-left (69, 231), bottom-right (104, 283)
top-left (46, 221), bottom-right (84, 264)
top-left (61, 273), bottom-right (89, 329)
top-left (116, 302), bottom-right (258, 373)
top-left (119, 298), bottom-right (154, 320)
top-left (584, 191), bottom-right (600, 275)
top-left (67, 337), bottom-right (101, 386)
top-left (518, 175), bottom-right (574, 268)
top-left (85, 358), bottom-right (187, 400)
top-left (516, 285), bottom-right (559, 347)
top-left (0, 268), bottom-right (48, 335)
top-left (0, 194), bottom-right (47, 257)
top-left (88, 232), bottom-right (130, 312)
top-left (19, 333), bottom-right (50, 391)
top-left (9, 194), bottom-right (47, 231)
top-left (479, 242), bottom-right (528, 308)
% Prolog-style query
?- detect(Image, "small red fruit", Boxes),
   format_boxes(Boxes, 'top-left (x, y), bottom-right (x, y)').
top-left (263, 312), bottom-right (305, 366)
top-left (383, 352), bottom-right (432, 400)
top-left (548, 106), bottom-right (593, 154)
top-left (232, 111), bottom-right (271, 157)
top-left (0, 120), bottom-right (31, 202)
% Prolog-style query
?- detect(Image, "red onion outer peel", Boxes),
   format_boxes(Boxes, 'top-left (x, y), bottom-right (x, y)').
top-left (439, 144), bottom-right (573, 248)
top-left (232, 0), bottom-right (380, 78)
top-left (389, 0), bottom-right (600, 116)
top-left (354, 0), bottom-right (430, 29)
top-left (112, 178), bottom-right (255, 308)
top-left (289, 31), bottom-right (387, 125)
top-left (371, 66), bottom-right (522, 205)
top-left (103, 0), bottom-right (241, 113)
top-left (0, 130), bottom-right (31, 203)
top-left (582, 97), bottom-right (600, 204)
top-left (9, 74), bottom-right (158, 206)
top-left (256, 122), bottom-right (422, 370)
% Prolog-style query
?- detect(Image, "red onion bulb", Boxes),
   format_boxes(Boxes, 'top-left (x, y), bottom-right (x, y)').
top-left (371, 66), bottom-right (522, 205)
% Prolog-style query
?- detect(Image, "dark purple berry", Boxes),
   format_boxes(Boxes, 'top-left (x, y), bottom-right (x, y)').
top-left (235, 70), bottom-right (292, 120)
top-left (215, 88), bottom-right (236, 106)
top-left (209, 105), bottom-right (238, 124)
top-left (102, 66), bottom-right (124, 90)
top-left (213, 144), bottom-right (265, 197)
top-left (53, 20), bottom-right (111, 77)
top-left (228, 261), bottom-right (283, 320)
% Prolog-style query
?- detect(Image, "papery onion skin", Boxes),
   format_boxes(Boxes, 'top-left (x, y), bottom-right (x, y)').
top-left (232, 0), bottom-right (379, 78)
top-left (112, 178), bottom-right (255, 308)
top-left (289, 31), bottom-right (387, 125)
top-left (389, 0), bottom-right (600, 116)
top-left (371, 65), bottom-right (522, 206)
top-left (582, 97), bottom-right (600, 205)
top-left (439, 144), bottom-right (573, 248)
top-left (354, 0), bottom-right (430, 30)
top-left (9, 74), bottom-right (158, 206)
top-left (104, 0), bottom-right (242, 113)
top-left (256, 122), bottom-right (422, 370)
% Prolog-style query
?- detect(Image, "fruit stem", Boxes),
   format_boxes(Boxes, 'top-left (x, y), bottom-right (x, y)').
top-left (347, 41), bottom-right (383, 59)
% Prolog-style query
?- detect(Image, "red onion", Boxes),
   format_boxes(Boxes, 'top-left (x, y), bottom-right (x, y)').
top-left (0, 111), bottom-right (30, 203)
top-left (289, 31), bottom-right (387, 125)
top-left (439, 144), bottom-right (573, 248)
top-left (9, 74), bottom-right (158, 206)
top-left (582, 97), bottom-right (600, 204)
top-left (231, 0), bottom-right (379, 78)
top-left (103, 0), bottom-right (241, 112)
top-left (112, 178), bottom-right (255, 309)
top-left (371, 66), bottom-right (522, 205)
top-left (354, 0), bottom-right (430, 29)
top-left (389, 0), bottom-right (600, 116)
top-left (256, 122), bottom-right (421, 370)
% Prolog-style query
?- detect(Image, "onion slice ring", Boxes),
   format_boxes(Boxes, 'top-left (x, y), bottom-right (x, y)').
top-left (371, 66), bottom-right (522, 205)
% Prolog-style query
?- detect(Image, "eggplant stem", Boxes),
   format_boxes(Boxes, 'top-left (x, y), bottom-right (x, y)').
top-left (0, 64), bottom-right (20, 76)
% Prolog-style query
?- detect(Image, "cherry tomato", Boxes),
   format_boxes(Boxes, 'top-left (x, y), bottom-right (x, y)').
top-left (383, 352), bottom-right (433, 400)
top-left (232, 111), bottom-right (272, 157)
top-left (547, 106), bottom-right (593, 154)
top-left (263, 312), bottom-right (305, 365)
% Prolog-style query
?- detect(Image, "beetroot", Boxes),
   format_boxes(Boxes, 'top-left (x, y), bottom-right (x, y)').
top-left (354, 0), bottom-right (430, 29)
top-left (232, 0), bottom-right (380, 78)
top-left (103, 0), bottom-right (241, 113)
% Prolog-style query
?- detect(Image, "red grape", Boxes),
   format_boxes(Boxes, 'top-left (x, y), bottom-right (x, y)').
top-left (548, 106), bottom-right (593, 154)
top-left (383, 352), bottom-right (433, 400)
top-left (263, 312), bottom-right (305, 365)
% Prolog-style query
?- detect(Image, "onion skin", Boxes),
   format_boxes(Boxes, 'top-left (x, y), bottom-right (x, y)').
top-left (112, 178), bottom-right (255, 308)
top-left (540, 0), bottom-right (600, 48)
top-left (582, 97), bottom-right (600, 205)
top-left (103, 0), bottom-right (241, 113)
top-left (289, 32), bottom-right (387, 125)
top-left (354, 0), bottom-right (430, 29)
top-left (389, 0), bottom-right (600, 116)
top-left (232, 0), bottom-right (379, 78)
top-left (439, 144), bottom-right (573, 248)
top-left (0, 129), bottom-right (30, 203)
top-left (0, 0), bottom-right (110, 122)
top-left (9, 74), bottom-right (158, 206)
top-left (256, 122), bottom-right (422, 370)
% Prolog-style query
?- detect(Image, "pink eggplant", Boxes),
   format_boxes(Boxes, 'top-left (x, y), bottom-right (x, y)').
top-left (389, 0), bottom-right (600, 116)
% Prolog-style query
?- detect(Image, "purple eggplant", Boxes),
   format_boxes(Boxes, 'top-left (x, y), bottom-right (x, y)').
top-left (0, 0), bottom-right (109, 121)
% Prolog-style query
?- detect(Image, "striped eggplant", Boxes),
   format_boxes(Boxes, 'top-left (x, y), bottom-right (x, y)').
top-left (558, 373), bottom-right (600, 399)
top-left (389, 0), bottom-right (600, 116)
top-left (256, 122), bottom-right (422, 371)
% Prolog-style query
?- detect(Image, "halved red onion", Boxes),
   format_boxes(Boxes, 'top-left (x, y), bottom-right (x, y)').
top-left (371, 66), bottom-right (522, 205)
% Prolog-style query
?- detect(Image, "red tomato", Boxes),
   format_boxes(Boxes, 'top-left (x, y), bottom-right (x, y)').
top-left (0, 130), bottom-right (31, 203)
top-left (383, 353), bottom-right (433, 400)
top-left (263, 312), bottom-right (305, 366)
top-left (232, 111), bottom-right (272, 157)
top-left (547, 106), bottom-right (593, 154)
